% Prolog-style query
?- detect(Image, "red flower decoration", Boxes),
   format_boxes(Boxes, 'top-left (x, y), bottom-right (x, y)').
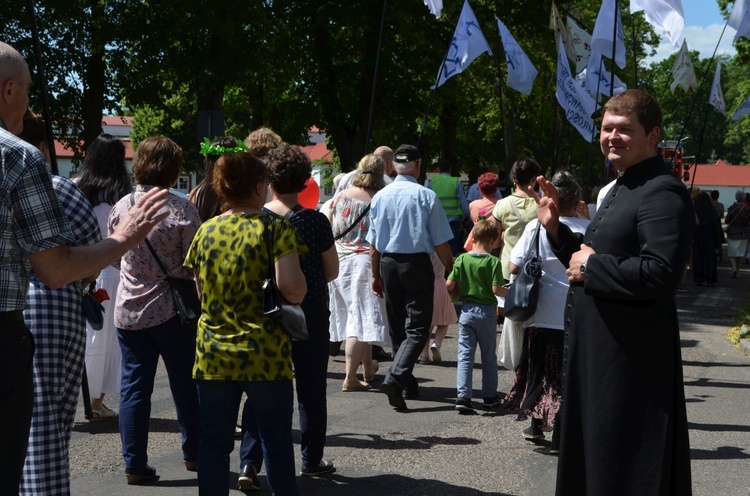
top-left (92, 288), bottom-right (110, 303)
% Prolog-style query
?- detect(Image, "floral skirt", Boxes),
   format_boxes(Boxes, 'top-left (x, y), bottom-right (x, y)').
top-left (502, 327), bottom-right (563, 431)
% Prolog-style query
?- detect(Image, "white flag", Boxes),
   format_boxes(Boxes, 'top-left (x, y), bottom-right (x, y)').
top-left (630, 0), bottom-right (684, 51)
top-left (550, 2), bottom-right (575, 62)
top-left (709, 62), bottom-right (726, 115)
top-left (497, 17), bottom-right (538, 95)
top-left (566, 16), bottom-right (593, 74)
top-left (424, 0), bottom-right (443, 19)
top-left (670, 40), bottom-right (698, 94)
top-left (731, 94), bottom-right (750, 121)
top-left (728, 0), bottom-right (750, 43)
top-left (578, 52), bottom-right (627, 102)
top-left (555, 36), bottom-right (597, 142)
top-left (591, 0), bottom-right (626, 69)
top-left (434, 0), bottom-right (493, 88)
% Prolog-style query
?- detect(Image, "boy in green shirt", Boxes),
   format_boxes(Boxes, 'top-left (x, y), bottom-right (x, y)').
top-left (447, 219), bottom-right (506, 413)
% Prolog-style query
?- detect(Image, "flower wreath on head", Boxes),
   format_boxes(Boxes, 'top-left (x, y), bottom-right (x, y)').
top-left (199, 137), bottom-right (250, 156)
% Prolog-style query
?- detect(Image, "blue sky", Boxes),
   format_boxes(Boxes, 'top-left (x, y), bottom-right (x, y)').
top-left (647, 0), bottom-right (736, 63)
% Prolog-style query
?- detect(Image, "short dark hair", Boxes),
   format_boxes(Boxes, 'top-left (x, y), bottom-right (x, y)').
top-left (213, 152), bottom-right (267, 205)
top-left (478, 172), bottom-right (499, 196)
top-left (265, 143), bottom-right (311, 194)
top-left (603, 89), bottom-right (662, 135)
top-left (472, 219), bottom-right (499, 245)
top-left (710, 190), bottom-right (720, 201)
top-left (509, 157), bottom-right (541, 186)
top-left (132, 137), bottom-right (183, 188)
top-left (18, 109), bottom-right (46, 147)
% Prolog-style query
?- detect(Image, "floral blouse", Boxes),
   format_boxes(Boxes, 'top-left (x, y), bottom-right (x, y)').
top-left (330, 193), bottom-right (372, 258)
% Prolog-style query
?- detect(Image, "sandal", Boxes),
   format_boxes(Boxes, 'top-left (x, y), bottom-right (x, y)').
top-left (89, 404), bottom-right (118, 422)
top-left (363, 360), bottom-right (379, 382)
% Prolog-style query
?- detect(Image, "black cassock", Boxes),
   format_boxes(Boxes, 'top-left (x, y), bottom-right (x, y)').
top-left (551, 156), bottom-right (694, 496)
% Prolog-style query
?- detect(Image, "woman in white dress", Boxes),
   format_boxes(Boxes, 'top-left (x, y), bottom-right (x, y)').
top-left (75, 134), bottom-right (133, 419)
top-left (328, 154), bottom-right (389, 391)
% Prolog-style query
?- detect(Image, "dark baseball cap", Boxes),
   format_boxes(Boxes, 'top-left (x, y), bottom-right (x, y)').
top-left (393, 144), bottom-right (421, 163)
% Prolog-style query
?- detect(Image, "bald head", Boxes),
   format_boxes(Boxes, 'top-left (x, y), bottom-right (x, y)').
top-left (0, 42), bottom-right (31, 134)
top-left (373, 145), bottom-right (394, 176)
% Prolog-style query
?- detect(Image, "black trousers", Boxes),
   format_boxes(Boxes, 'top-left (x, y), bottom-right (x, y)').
top-left (0, 318), bottom-right (34, 494)
top-left (381, 253), bottom-right (434, 393)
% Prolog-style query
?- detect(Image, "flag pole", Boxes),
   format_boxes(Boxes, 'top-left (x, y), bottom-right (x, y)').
top-left (609, 0), bottom-right (619, 98)
top-left (364, 0), bottom-right (387, 156)
top-left (587, 57), bottom-right (606, 183)
top-left (417, 42), bottom-right (452, 147)
top-left (632, 11), bottom-right (639, 88)
top-left (25, 0), bottom-right (59, 175)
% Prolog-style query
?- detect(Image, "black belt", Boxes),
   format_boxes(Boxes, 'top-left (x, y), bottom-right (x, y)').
top-left (382, 252), bottom-right (429, 259)
top-left (0, 310), bottom-right (24, 323)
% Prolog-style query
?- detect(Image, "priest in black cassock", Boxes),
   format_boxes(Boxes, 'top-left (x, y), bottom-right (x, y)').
top-left (531, 89), bottom-right (693, 496)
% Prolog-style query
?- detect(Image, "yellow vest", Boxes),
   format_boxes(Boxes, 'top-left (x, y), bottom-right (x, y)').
top-left (432, 175), bottom-right (462, 216)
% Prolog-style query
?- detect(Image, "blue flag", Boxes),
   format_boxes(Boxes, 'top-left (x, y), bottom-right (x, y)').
top-left (496, 16), bottom-right (538, 95)
top-left (433, 0), bottom-right (492, 88)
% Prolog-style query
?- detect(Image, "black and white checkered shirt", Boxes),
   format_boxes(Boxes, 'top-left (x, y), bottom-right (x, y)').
top-left (0, 123), bottom-right (74, 311)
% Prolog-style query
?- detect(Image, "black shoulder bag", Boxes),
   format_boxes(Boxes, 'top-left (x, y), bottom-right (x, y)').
top-left (503, 221), bottom-right (542, 322)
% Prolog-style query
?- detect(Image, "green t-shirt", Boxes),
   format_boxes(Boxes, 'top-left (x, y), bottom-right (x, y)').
top-left (184, 213), bottom-right (307, 381)
top-left (448, 252), bottom-right (503, 306)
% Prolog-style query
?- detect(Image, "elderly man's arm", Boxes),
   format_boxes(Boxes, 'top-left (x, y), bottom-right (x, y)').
top-left (28, 188), bottom-right (169, 289)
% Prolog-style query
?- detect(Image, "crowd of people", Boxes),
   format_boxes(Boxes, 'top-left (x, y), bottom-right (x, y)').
top-left (1, 35), bottom-right (700, 496)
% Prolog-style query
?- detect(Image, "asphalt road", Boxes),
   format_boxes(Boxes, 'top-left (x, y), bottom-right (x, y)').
top-left (70, 258), bottom-right (750, 496)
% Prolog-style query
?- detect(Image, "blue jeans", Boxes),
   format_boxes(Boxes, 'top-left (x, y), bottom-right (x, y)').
top-left (198, 380), bottom-right (298, 496)
top-left (117, 316), bottom-right (200, 472)
top-left (456, 303), bottom-right (498, 399)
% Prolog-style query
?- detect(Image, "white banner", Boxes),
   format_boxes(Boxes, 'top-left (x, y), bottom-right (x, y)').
top-left (731, 95), bottom-right (750, 121)
top-left (434, 0), bottom-right (493, 88)
top-left (631, 0), bottom-right (684, 50)
top-left (709, 61), bottom-right (726, 115)
top-left (670, 40), bottom-right (697, 94)
top-left (497, 16), bottom-right (538, 95)
top-left (550, 2), bottom-right (575, 62)
top-left (424, 0), bottom-right (443, 19)
top-left (556, 36), bottom-right (596, 142)
top-left (591, 0), bottom-right (626, 69)
top-left (729, 0), bottom-right (750, 43)
top-left (566, 16), bottom-right (593, 74)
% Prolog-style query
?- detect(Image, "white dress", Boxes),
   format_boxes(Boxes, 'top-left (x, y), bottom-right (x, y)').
top-left (84, 203), bottom-right (122, 397)
top-left (327, 193), bottom-right (389, 345)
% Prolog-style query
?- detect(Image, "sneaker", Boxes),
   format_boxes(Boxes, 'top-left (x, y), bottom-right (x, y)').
top-left (482, 396), bottom-right (502, 410)
top-left (455, 397), bottom-right (474, 413)
top-left (238, 464), bottom-right (260, 491)
top-left (522, 424), bottom-right (545, 440)
top-left (429, 342), bottom-right (442, 363)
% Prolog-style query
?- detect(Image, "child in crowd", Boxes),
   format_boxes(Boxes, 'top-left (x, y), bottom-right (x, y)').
top-left (446, 219), bottom-right (507, 413)
top-left (418, 252), bottom-right (458, 364)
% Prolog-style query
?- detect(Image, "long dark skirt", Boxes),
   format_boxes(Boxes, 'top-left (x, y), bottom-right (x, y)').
top-left (502, 327), bottom-right (563, 431)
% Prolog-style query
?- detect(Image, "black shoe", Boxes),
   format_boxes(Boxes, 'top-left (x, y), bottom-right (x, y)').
top-left (238, 464), bottom-right (260, 491)
top-left (402, 388), bottom-right (420, 400)
top-left (522, 420), bottom-right (545, 440)
top-left (300, 459), bottom-right (335, 477)
top-left (329, 341), bottom-right (343, 357)
top-left (455, 397), bottom-right (474, 413)
top-left (372, 346), bottom-right (392, 361)
top-left (482, 396), bottom-right (502, 410)
top-left (380, 382), bottom-right (407, 410)
top-left (125, 465), bottom-right (158, 485)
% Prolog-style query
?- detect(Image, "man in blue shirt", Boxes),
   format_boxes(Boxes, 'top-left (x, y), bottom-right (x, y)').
top-left (366, 144), bottom-right (454, 410)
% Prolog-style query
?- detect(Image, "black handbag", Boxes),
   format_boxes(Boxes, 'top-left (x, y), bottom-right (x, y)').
top-left (143, 238), bottom-right (201, 332)
top-left (81, 282), bottom-right (105, 331)
top-left (504, 221), bottom-right (542, 322)
top-left (262, 212), bottom-right (308, 341)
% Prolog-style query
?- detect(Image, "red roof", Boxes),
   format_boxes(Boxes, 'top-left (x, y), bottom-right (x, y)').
top-left (300, 143), bottom-right (333, 162)
top-left (101, 116), bottom-right (134, 126)
top-left (689, 159), bottom-right (750, 187)
top-left (53, 139), bottom-right (134, 160)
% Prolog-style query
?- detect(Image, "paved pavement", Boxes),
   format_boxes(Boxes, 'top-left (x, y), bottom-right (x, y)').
top-left (70, 256), bottom-right (750, 496)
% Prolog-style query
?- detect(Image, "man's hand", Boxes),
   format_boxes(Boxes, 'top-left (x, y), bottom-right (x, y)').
top-left (525, 176), bottom-right (560, 242)
top-left (110, 188), bottom-right (170, 249)
top-left (566, 244), bottom-right (595, 283)
top-left (372, 275), bottom-right (384, 298)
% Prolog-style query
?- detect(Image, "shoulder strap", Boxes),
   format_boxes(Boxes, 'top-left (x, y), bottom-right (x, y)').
top-left (508, 198), bottom-right (527, 229)
top-left (131, 192), bottom-right (169, 277)
top-left (263, 213), bottom-right (276, 280)
top-left (334, 203), bottom-right (371, 241)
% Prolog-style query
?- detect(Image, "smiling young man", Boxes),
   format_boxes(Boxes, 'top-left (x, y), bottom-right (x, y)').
top-left (531, 90), bottom-right (695, 495)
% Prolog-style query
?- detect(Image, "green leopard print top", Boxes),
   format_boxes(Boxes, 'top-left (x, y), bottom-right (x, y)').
top-left (185, 213), bottom-right (307, 381)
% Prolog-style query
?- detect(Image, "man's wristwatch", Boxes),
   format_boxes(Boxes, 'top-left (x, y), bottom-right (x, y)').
top-left (579, 257), bottom-right (589, 276)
